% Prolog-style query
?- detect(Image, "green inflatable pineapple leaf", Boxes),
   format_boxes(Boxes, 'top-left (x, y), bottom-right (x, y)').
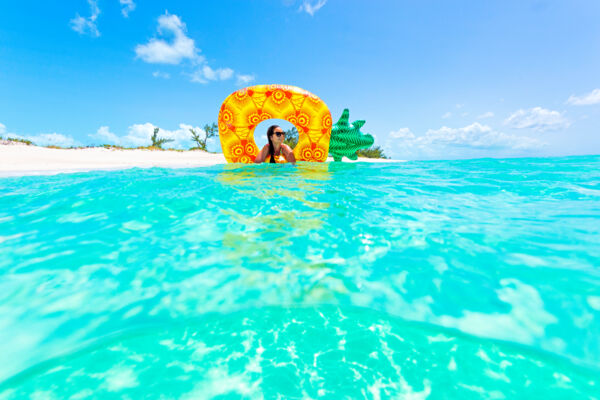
top-left (329, 109), bottom-right (375, 162)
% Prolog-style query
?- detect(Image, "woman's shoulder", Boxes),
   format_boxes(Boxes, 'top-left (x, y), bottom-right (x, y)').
top-left (281, 144), bottom-right (293, 153)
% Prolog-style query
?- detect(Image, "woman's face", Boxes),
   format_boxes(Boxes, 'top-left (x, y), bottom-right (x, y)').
top-left (271, 127), bottom-right (285, 146)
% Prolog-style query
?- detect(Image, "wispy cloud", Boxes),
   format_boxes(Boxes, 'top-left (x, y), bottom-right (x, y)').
top-left (70, 0), bottom-right (101, 37)
top-left (388, 128), bottom-right (413, 141)
top-left (135, 13), bottom-right (199, 64)
top-left (299, 0), bottom-right (327, 16)
top-left (385, 122), bottom-right (545, 160)
top-left (442, 112), bottom-right (452, 119)
top-left (423, 123), bottom-right (542, 149)
top-left (190, 66), bottom-right (234, 84)
top-left (27, 133), bottom-right (79, 147)
top-left (504, 107), bottom-right (569, 132)
top-left (89, 123), bottom-right (207, 149)
top-left (236, 74), bottom-right (255, 86)
top-left (120, 0), bottom-right (136, 17)
top-left (1, 123), bottom-right (79, 147)
top-left (152, 71), bottom-right (171, 79)
top-left (567, 88), bottom-right (600, 106)
top-left (93, 126), bottom-right (121, 144)
top-left (477, 111), bottom-right (494, 119)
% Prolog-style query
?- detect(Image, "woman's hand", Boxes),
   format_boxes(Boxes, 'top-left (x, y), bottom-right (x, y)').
top-left (282, 144), bottom-right (296, 164)
top-left (254, 145), bottom-right (268, 163)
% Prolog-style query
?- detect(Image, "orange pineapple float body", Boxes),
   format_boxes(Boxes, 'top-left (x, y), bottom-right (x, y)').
top-left (218, 85), bottom-right (332, 163)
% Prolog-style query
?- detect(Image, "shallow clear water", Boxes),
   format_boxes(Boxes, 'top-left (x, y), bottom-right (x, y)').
top-left (0, 157), bottom-right (599, 398)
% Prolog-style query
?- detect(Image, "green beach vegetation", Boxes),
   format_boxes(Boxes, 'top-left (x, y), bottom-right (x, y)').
top-left (0, 136), bottom-right (33, 145)
top-left (283, 127), bottom-right (299, 148)
top-left (190, 123), bottom-right (218, 151)
top-left (150, 127), bottom-right (174, 149)
top-left (356, 145), bottom-right (388, 159)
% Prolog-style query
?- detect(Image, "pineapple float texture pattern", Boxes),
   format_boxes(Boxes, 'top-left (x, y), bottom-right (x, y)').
top-left (329, 109), bottom-right (375, 161)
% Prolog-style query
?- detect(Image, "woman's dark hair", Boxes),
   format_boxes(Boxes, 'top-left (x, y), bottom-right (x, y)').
top-left (266, 125), bottom-right (280, 164)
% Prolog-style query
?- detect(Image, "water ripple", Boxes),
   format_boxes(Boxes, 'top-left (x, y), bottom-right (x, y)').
top-left (0, 157), bottom-right (599, 396)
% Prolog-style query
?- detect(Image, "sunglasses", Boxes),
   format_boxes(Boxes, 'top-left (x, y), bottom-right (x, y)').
top-left (274, 132), bottom-right (285, 137)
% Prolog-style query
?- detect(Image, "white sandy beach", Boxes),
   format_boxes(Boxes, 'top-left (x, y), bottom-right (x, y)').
top-left (0, 143), bottom-right (396, 176)
top-left (0, 144), bottom-right (227, 176)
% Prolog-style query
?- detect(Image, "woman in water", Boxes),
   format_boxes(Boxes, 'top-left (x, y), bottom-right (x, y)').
top-left (254, 125), bottom-right (296, 164)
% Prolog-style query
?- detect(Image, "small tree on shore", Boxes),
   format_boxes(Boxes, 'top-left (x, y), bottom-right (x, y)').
top-left (151, 127), bottom-right (173, 149)
top-left (190, 123), bottom-right (218, 151)
top-left (356, 145), bottom-right (388, 159)
top-left (283, 127), bottom-right (299, 148)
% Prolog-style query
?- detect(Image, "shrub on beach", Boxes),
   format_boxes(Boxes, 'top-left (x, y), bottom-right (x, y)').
top-left (283, 127), bottom-right (299, 148)
top-left (150, 127), bottom-right (174, 149)
top-left (356, 145), bottom-right (388, 159)
top-left (189, 123), bottom-right (218, 151)
top-left (0, 136), bottom-right (33, 146)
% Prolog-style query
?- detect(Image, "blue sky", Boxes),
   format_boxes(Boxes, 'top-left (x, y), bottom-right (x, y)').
top-left (1, 0), bottom-right (599, 159)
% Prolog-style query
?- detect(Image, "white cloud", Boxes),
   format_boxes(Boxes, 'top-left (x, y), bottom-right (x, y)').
top-left (236, 74), bottom-right (255, 86)
top-left (385, 122), bottom-right (545, 160)
top-left (26, 133), bottom-right (79, 147)
top-left (299, 0), bottom-right (327, 16)
top-left (135, 13), bottom-right (198, 64)
top-left (504, 107), bottom-right (569, 132)
top-left (389, 128), bottom-right (415, 140)
top-left (208, 66), bottom-right (234, 80)
top-left (92, 126), bottom-right (121, 144)
top-left (120, 0), bottom-right (136, 17)
top-left (89, 123), bottom-right (203, 149)
top-left (70, 0), bottom-right (100, 37)
top-left (442, 112), bottom-right (452, 119)
top-left (135, 12), bottom-right (251, 85)
top-left (567, 88), bottom-right (600, 106)
top-left (1, 123), bottom-right (79, 147)
top-left (127, 123), bottom-right (200, 149)
top-left (424, 123), bottom-right (542, 149)
top-left (477, 111), bottom-right (494, 119)
top-left (152, 71), bottom-right (171, 79)
top-left (191, 66), bottom-right (234, 83)
top-left (125, 123), bottom-right (165, 146)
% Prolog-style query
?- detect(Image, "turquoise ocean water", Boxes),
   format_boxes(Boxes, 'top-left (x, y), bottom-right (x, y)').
top-left (0, 156), bottom-right (599, 399)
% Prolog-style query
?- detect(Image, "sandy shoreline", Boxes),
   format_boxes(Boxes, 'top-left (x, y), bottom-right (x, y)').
top-left (0, 144), bottom-right (396, 177)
